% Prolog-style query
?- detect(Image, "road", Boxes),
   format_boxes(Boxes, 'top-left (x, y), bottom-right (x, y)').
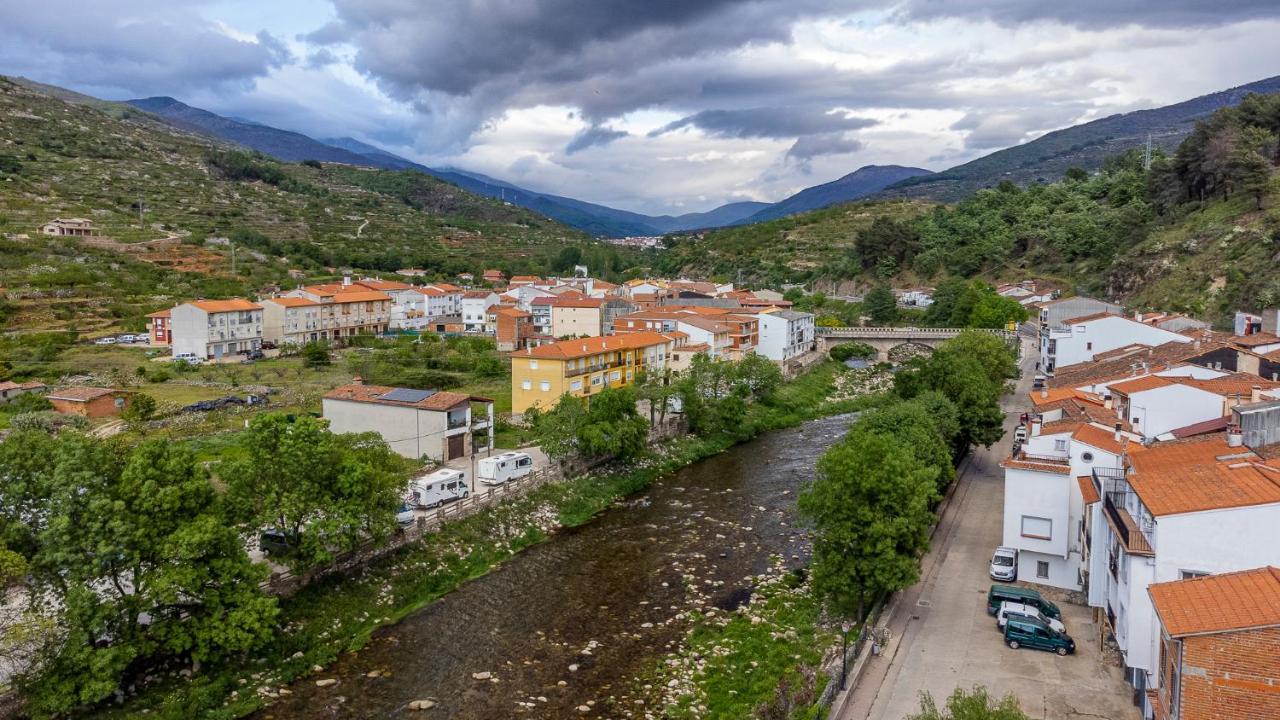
top-left (839, 336), bottom-right (1140, 720)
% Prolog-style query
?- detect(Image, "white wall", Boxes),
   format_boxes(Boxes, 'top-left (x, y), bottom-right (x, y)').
top-left (1124, 384), bottom-right (1223, 438)
top-left (1049, 316), bottom-right (1191, 370)
top-left (322, 399), bottom-right (457, 461)
top-left (1002, 466), bottom-right (1072, 570)
top-left (169, 304), bottom-right (209, 359)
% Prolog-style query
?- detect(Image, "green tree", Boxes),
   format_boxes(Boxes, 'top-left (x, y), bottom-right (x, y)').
top-left (524, 394), bottom-right (587, 461)
top-left (121, 392), bottom-right (157, 422)
top-left (301, 340), bottom-right (331, 369)
top-left (829, 342), bottom-right (875, 362)
top-left (909, 686), bottom-right (1030, 720)
top-left (799, 425), bottom-right (938, 620)
top-left (578, 386), bottom-right (649, 461)
top-left (857, 398), bottom-right (958, 492)
top-left (222, 414), bottom-right (404, 569)
top-left (896, 332), bottom-right (1013, 449)
top-left (864, 286), bottom-right (898, 325)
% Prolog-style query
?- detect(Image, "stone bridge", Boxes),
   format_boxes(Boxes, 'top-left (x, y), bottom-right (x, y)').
top-left (816, 326), bottom-right (1017, 362)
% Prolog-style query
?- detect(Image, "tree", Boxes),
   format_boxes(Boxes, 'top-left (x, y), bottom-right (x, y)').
top-left (857, 398), bottom-right (958, 492)
top-left (909, 686), bottom-right (1030, 720)
top-left (527, 387), bottom-right (649, 463)
top-left (525, 394), bottom-right (587, 461)
top-left (221, 414), bottom-right (405, 570)
top-left (799, 426), bottom-right (938, 620)
top-left (829, 342), bottom-right (874, 362)
top-left (864, 286), bottom-right (898, 325)
top-left (121, 392), bottom-right (157, 422)
top-left (895, 332), bottom-right (1013, 450)
top-left (301, 340), bottom-right (331, 369)
top-left (1064, 167), bottom-right (1089, 182)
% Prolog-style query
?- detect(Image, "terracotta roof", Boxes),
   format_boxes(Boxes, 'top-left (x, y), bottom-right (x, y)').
top-left (0, 380), bottom-right (46, 392)
top-left (492, 306), bottom-right (530, 318)
top-left (146, 309), bottom-right (171, 318)
top-left (354, 279), bottom-right (412, 292)
top-left (1062, 311), bottom-right (1122, 325)
top-left (1039, 420), bottom-right (1084, 436)
top-left (520, 331), bottom-right (673, 360)
top-left (1173, 373), bottom-right (1280, 398)
top-left (1108, 375), bottom-right (1175, 395)
top-left (680, 342), bottom-right (711, 352)
top-left (552, 297), bottom-right (604, 309)
top-left (1073, 423), bottom-right (1143, 455)
top-left (329, 290), bottom-right (392, 303)
top-left (301, 283), bottom-right (344, 296)
top-left (1230, 332), bottom-right (1280, 347)
top-left (1126, 435), bottom-right (1280, 516)
top-left (510, 275), bottom-right (541, 283)
top-left (1030, 387), bottom-right (1103, 407)
top-left (632, 292), bottom-right (657, 301)
top-left (1050, 339), bottom-right (1226, 388)
top-left (1150, 567), bottom-right (1280, 637)
top-left (427, 283), bottom-right (463, 292)
top-left (463, 290), bottom-right (496, 299)
top-left (323, 383), bottom-right (472, 411)
top-left (592, 280), bottom-right (619, 290)
top-left (1000, 457), bottom-right (1073, 475)
top-left (48, 386), bottom-right (121, 402)
top-left (263, 296), bottom-right (320, 308)
top-left (188, 299), bottom-right (261, 312)
top-left (1170, 416), bottom-right (1232, 439)
top-left (1077, 475), bottom-right (1101, 505)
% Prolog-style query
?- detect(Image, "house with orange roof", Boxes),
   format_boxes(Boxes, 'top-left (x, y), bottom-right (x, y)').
top-left (612, 309), bottom-right (733, 359)
top-left (145, 308), bottom-right (171, 346)
top-left (260, 296), bottom-right (324, 346)
top-left (510, 331), bottom-right (676, 413)
top-left (1106, 372), bottom-right (1280, 440)
top-left (282, 281), bottom-right (394, 339)
top-left (47, 386), bottom-right (131, 418)
top-left (461, 290), bottom-right (500, 333)
top-left (322, 377), bottom-right (494, 461)
top-left (491, 305), bottom-right (534, 352)
top-left (1148, 566), bottom-right (1280, 720)
top-left (1083, 433), bottom-right (1280, 716)
top-left (482, 268), bottom-right (505, 284)
top-left (1041, 311), bottom-right (1192, 374)
top-left (170, 298), bottom-right (263, 360)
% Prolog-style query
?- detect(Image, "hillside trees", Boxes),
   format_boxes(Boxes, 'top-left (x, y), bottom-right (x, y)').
top-left (895, 331), bottom-right (1015, 449)
top-left (864, 286), bottom-right (898, 324)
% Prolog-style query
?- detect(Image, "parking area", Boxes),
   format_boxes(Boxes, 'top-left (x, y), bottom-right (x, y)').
top-left (844, 338), bottom-right (1140, 720)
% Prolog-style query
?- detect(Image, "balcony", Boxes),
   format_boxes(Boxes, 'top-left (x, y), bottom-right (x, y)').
top-left (1103, 492), bottom-right (1153, 556)
top-left (565, 360), bottom-right (624, 378)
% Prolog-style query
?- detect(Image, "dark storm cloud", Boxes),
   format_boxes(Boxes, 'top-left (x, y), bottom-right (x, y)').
top-left (565, 125), bottom-right (628, 154)
top-left (0, 0), bottom-right (289, 96)
top-left (892, 0), bottom-right (1280, 29)
top-left (785, 132), bottom-right (866, 161)
top-left (651, 107), bottom-right (878, 139)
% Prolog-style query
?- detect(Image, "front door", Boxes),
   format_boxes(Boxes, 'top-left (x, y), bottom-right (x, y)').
top-left (447, 434), bottom-right (465, 460)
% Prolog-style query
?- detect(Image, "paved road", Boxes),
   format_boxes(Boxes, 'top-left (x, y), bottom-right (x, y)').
top-left (840, 337), bottom-right (1140, 720)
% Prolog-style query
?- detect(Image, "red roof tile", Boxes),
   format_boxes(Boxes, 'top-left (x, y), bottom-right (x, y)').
top-left (323, 383), bottom-right (472, 411)
top-left (1077, 475), bottom-right (1101, 505)
top-left (1150, 567), bottom-right (1280, 637)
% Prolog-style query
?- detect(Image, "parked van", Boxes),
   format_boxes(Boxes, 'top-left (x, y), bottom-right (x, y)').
top-left (174, 352), bottom-right (202, 365)
top-left (986, 584), bottom-right (1061, 620)
top-left (477, 452), bottom-right (534, 485)
top-left (1003, 616), bottom-right (1075, 655)
top-left (990, 546), bottom-right (1018, 581)
top-left (409, 468), bottom-right (469, 508)
top-left (997, 601), bottom-right (1065, 633)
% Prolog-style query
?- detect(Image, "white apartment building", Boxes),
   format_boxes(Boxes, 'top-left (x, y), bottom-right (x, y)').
top-left (754, 309), bottom-right (816, 363)
top-left (323, 381), bottom-right (494, 462)
top-left (502, 284), bottom-right (556, 311)
top-left (550, 298), bottom-right (605, 338)
top-left (1083, 432), bottom-right (1280, 717)
top-left (461, 291), bottom-right (500, 333)
top-left (1040, 313), bottom-right (1191, 374)
top-left (260, 297), bottom-right (323, 345)
top-left (283, 285), bottom-right (393, 339)
top-left (170, 299), bottom-right (263, 360)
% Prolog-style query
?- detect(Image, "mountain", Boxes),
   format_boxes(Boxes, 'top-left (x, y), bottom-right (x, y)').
top-left (652, 202), bottom-right (773, 231)
top-left (877, 74), bottom-right (1280, 201)
top-left (739, 165), bottom-right (932, 224)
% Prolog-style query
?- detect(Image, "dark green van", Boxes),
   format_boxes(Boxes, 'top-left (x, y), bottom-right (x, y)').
top-left (1003, 616), bottom-right (1075, 655)
top-left (986, 584), bottom-right (1062, 620)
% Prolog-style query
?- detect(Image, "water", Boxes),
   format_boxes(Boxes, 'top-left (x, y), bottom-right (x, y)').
top-left (256, 414), bottom-right (854, 719)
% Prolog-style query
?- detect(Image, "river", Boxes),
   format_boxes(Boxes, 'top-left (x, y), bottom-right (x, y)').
top-left (255, 413), bottom-right (855, 719)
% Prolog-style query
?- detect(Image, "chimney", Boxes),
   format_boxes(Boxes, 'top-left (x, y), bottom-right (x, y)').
top-left (1104, 394), bottom-right (1113, 410)
top-left (1252, 385), bottom-right (1262, 403)
top-left (352, 376), bottom-right (363, 385)
top-left (342, 276), bottom-right (352, 287)
top-left (1194, 338), bottom-right (1202, 350)
top-left (1039, 387), bottom-right (1049, 399)
top-left (1228, 424), bottom-right (1244, 448)
top-left (1134, 310), bottom-right (1142, 321)
top-left (1031, 416), bottom-right (1043, 437)
top-left (1114, 422), bottom-right (1122, 443)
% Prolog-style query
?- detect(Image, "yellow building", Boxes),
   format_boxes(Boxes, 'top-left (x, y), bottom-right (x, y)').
top-left (511, 331), bottom-right (675, 413)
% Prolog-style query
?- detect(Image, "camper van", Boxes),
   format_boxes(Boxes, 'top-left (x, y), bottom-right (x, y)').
top-left (408, 468), bottom-right (469, 508)
top-left (477, 452), bottom-right (534, 485)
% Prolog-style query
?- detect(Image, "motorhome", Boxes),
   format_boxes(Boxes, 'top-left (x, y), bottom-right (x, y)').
top-left (477, 452), bottom-right (534, 485)
top-left (408, 468), bottom-right (469, 508)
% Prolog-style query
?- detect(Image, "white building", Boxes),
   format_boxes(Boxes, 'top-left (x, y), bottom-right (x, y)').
top-left (260, 297), bottom-right (323, 346)
top-left (461, 291), bottom-right (500, 333)
top-left (170, 299), bottom-right (263, 360)
top-left (1040, 313), bottom-right (1191, 374)
top-left (754, 309), bottom-right (816, 363)
top-left (502, 284), bottom-right (556, 312)
top-left (322, 381), bottom-right (494, 462)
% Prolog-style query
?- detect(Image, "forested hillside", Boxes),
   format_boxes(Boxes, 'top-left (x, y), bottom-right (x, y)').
top-left (665, 93), bottom-right (1280, 324)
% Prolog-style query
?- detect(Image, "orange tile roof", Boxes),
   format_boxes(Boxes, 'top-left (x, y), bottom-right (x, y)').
top-left (1077, 475), bottom-right (1101, 505)
top-left (189, 299), bottom-right (261, 312)
top-left (1108, 375), bottom-right (1175, 395)
top-left (146, 309), bottom-right (171, 318)
top-left (329, 290), bottom-right (392, 303)
top-left (48, 386), bottom-right (121, 402)
top-left (1051, 340), bottom-right (1226, 388)
top-left (427, 282), bottom-right (463, 292)
top-left (1230, 332), bottom-right (1280, 347)
top-left (463, 290), bottom-right (496, 299)
top-left (1062, 311), bottom-right (1122, 325)
top-left (323, 383), bottom-right (472, 411)
top-left (263, 296), bottom-right (320, 308)
top-left (354, 279), bottom-right (412, 291)
top-left (1173, 373), bottom-right (1280, 397)
top-left (492, 305), bottom-right (530, 318)
top-left (1126, 435), bottom-right (1280, 516)
top-left (520, 331), bottom-right (673, 360)
top-left (1039, 420), bottom-right (1084, 435)
top-left (1000, 457), bottom-right (1073, 475)
top-left (1150, 567), bottom-right (1280, 637)
top-left (1073, 423), bottom-right (1144, 456)
top-left (510, 275), bottom-right (541, 283)
top-left (302, 283), bottom-right (344, 296)
top-left (1030, 387), bottom-right (1100, 407)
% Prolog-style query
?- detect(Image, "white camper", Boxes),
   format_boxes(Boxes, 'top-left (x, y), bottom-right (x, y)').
top-left (476, 452), bottom-right (534, 485)
top-left (408, 468), bottom-right (469, 508)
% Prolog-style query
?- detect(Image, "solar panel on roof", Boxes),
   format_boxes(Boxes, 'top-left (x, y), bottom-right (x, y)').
top-left (380, 387), bottom-right (436, 403)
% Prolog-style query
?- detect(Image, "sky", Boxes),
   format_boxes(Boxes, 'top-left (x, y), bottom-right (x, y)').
top-left (3, 1), bottom-right (1280, 215)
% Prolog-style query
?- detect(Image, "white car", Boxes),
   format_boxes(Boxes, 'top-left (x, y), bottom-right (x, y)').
top-left (93, 337), bottom-right (117, 345)
top-left (997, 601), bottom-right (1066, 634)
top-left (118, 334), bottom-right (137, 343)
top-left (173, 352), bottom-right (203, 365)
top-left (990, 546), bottom-right (1018, 581)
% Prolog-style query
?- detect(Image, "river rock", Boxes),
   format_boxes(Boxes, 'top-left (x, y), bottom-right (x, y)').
top-left (472, 671), bottom-right (493, 680)
top-left (315, 678), bottom-right (337, 688)
top-left (577, 705), bottom-right (590, 712)
top-left (408, 699), bottom-right (436, 710)
top-left (568, 663), bottom-right (580, 672)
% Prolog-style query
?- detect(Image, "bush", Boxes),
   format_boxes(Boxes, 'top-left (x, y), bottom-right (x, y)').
top-left (829, 342), bottom-right (875, 362)
top-left (301, 341), bottom-right (331, 369)
top-left (122, 393), bottom-right (157, 422)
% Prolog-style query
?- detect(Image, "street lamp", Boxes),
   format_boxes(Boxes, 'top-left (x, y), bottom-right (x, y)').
top-left (840, 621), bottom-right (853, 690)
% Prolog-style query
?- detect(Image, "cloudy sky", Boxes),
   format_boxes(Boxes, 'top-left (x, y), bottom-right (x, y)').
top-left (3, 1), bottom-right (1279, 215)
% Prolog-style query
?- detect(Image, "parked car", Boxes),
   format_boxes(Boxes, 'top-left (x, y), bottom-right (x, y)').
top-left (986, 584), bottom-right (1062, 620)
top-left (118, 334), bottom-right (137, 343)
top-left (1032, 374), bottom-right (1047, 389)
top-left (395, 502), bottom-right (416, 527)
top-left (477, 452), bottom-right (534, 485)
top-left (240, 349), bottom-right (264, 362)
top-left (174, 352), bottom-right (203, 365)
top-left (1013, 425), bottom-right (1028, 443)
top-left (409, 468), bottom-right (469, 508)
top-left (1003, 616), bottom-right (1075, 655)
top-left (997, 601), bottom-right (1066, 633)
top-left (94, 337), bottom-right (117, 345)
top-left (260, 341), bottom-right (277, 350)
top-left (258, 528), bottom-right (292, 557)
top-left (990, 546), bottom-right (1018, 581)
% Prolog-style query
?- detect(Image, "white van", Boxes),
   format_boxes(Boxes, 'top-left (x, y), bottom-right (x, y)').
top-left (997, 601), bottom-right (1066, 634)
top-left (409, 468), bottom-right (469, 508)
top-left (477, 452), bottom-right (534, 485)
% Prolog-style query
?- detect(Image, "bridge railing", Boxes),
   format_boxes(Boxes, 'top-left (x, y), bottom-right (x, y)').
top-left (816, 326), bottom-right (1014, 339)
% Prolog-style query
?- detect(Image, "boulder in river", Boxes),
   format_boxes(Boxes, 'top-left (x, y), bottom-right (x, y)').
top-left (472, 671), bottom-right (493, 680)
top-left (315, 679), bottom-right (337, 688)
top-left (408, 699), bottom-right (436, 710)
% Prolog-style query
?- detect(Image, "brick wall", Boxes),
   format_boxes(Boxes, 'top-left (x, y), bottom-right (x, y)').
top-left (1166, 626), bottom-right (1280, 719)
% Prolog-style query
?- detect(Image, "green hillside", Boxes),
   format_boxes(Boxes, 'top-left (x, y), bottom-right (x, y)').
top-left (0, 76), bottom-right (639, 333)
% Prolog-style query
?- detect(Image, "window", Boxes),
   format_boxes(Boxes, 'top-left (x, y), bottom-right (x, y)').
top-left (1054, 439), bottom-right (1068, 451)
top-left (1036, 561), bottom-right (1050, 579)
top-left (1086, 342), bottom-right (1093, 351)
top-left (570, 380), bottom-right (582, 391)
top-left (1179, 570), bottom-right (1209, 580)
top-left (539, 381), bottom-right (551, 392)
top-left (529, 359), bottom-right (537, 370)
top-left (1021, 516), bottom-right (1052, 540)
top-left (1081, 451), bottom-right (1094, 462)
top-left (610, 371), bottom-right (621, 381)
top-left (591, 375), bottom-right (602, 385)
top-left (521, 380), bottom-right (532, 390)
